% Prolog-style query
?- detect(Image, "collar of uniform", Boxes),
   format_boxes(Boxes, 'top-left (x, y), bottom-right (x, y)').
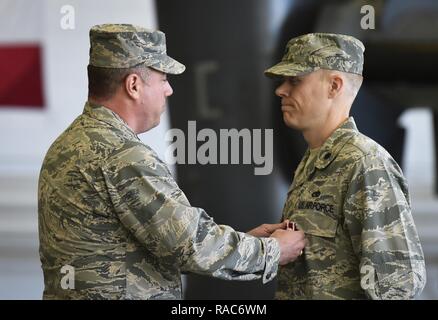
top-left (83, 101), bottom-right (138, 139)
top-left (291, 148), bottom-right (312, 189)
top-left (292, 147), bottom-right (310, 175)
top-left (314, 117), bottom-right (358, 170)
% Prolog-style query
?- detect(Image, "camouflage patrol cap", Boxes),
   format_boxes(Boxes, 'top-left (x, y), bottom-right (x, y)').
top-left (265, 33), bottom-right (364, 77)
top-left (89, 24), bottom-right (185, 74)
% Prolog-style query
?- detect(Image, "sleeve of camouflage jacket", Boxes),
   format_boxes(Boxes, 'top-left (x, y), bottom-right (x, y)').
top-left (101, 146), bottom-right (280, 284)
top-left (343, 154), bottom-right (426, 299)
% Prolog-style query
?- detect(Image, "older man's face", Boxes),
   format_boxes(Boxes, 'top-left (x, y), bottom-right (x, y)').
top-left (137, 68), bottom-right (173, 133)
top-left (275, 70), bottom-right (330, 132)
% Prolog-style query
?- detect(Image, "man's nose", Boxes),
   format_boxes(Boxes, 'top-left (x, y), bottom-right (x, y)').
top-left (275, 81), bottom-right (289, 98)
top-left (166, 82), bottom-right (173, 96)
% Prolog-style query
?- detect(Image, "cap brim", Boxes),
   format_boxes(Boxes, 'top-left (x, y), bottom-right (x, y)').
top-left (264, 61), bottom-right (316, 78)
top-left (148, 54), bottom-right (186, 75)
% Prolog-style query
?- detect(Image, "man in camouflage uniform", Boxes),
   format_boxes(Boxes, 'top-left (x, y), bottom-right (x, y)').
top-left (265, 33), bottom-right (426, 299)
top-left (38, 24), bottom-right (307, 300)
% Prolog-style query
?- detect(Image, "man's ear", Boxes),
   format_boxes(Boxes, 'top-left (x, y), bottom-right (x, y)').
top-left (125, 73), bottom-right (142, 100)
top-left (328, 73), bottom-right (343, 99)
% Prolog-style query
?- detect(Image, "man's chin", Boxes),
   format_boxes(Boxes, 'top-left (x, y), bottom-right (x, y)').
top-left (283, 115), bottom-right (298, 129)
top-left (138, 120), bottom-right (160, 134)
top-left (149, 120), bottom-right (161, 131)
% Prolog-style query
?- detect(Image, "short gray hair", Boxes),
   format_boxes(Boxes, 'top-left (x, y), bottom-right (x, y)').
top-left (87, 65), bottom-right (150, 100)
top-left (343, 72), bottom-right (363, 99)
